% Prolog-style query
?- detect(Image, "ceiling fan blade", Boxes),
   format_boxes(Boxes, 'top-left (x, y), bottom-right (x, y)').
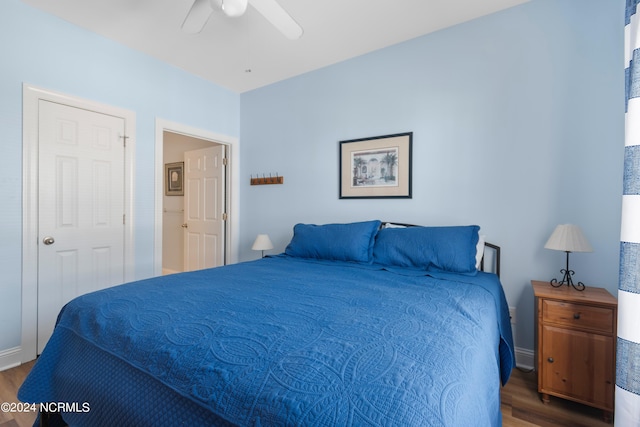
top-left (182, 0), bottom-right (214, 34)
top-left (249, 0), bottom-right (303, 40)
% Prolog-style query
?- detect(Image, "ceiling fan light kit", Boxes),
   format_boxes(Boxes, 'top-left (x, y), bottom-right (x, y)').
top-left (220, 0), bottom-right (248, 18)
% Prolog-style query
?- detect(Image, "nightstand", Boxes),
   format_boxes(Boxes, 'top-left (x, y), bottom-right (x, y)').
top-left (532, 280), bottom-right (617, 422)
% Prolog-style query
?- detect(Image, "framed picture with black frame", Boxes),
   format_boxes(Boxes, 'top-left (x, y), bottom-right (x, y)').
top-left (339, 132), bottom-right (412, 199)
top-left (165, 162), bottom-right (184, 196)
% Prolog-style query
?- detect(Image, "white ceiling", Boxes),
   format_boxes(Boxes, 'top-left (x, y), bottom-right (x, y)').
top-left (21, 0), bottom-right (529, 93)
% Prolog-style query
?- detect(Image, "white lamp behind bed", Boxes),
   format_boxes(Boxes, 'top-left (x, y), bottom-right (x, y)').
top-left (252, 234), bottom-right (274, 258)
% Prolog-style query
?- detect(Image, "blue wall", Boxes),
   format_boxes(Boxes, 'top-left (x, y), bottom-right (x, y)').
top-left (240, 0), bottom-right (625, 354)
top-left (0, 0), bottom-right (239, 352)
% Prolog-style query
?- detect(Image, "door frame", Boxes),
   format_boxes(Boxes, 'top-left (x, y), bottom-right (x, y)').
top-left (21, 84), bottom-right (136, 362)
top-left (154, 119), bottom-right (239, 275)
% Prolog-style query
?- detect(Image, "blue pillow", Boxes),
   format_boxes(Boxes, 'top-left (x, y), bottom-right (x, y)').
top-left (285, 220), bottom-right (382, 263)
top-left (373, 225), bottom-right (480, 274)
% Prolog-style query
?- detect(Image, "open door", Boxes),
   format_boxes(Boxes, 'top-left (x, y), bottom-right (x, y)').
top-left (183, 145), bottom-right (226, 271)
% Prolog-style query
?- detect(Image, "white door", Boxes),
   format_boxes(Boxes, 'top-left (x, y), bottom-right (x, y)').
top-left (183, 145), bottom-right (225, 271)
top-left (37, 100), bottom-right (125, 353)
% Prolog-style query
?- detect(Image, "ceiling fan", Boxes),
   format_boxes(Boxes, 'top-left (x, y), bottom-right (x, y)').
top-left (182, 0), bottom-right (303, 40)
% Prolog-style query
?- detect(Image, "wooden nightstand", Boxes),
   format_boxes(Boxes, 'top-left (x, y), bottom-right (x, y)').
top-left (532, 280), bottom-right (617, 422)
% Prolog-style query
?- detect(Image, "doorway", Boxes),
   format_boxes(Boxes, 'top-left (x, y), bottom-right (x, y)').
top-left (154, 120), bottom-right (239, 277)
top-left (162, 133), bottom-right (225, 273)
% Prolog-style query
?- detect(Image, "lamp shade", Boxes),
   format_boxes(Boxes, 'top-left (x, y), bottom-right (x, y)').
top-left (252, 234), bottom-right (274, 251)
top-left (544, 224), bottom-right (593, 253)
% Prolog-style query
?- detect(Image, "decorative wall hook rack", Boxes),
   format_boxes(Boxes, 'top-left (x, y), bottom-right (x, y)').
top-left (250, 173), bottom-right (284, 185)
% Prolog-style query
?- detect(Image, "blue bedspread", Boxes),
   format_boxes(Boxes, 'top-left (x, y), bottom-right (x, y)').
top-left (19, 256), bottom-right (514, 426)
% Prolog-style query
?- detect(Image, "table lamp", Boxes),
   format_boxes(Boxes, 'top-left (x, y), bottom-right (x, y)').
top-left (544, 224), bottom-right (593, 291)
top-left (252, 234), bottom-right (273, 258)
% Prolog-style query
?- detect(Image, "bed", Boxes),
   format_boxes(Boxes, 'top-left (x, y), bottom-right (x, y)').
top-left (19, 220), bottom-right (515, 426)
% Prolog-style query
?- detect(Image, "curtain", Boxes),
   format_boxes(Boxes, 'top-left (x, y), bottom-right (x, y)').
top-left (619, 1), bottom-right (640, 425)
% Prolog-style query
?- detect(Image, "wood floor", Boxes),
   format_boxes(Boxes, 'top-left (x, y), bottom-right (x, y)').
top-left (0, 363), bottom-right (611, 426)
top-left (0, 361), bottom-right (36, 427)
top-left (501, 368), bottom-right (612, 427)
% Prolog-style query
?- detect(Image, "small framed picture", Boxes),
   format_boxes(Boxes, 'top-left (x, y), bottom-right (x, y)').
top-left (165, 162), bottom-right (184, 196)
top-left (339, 132), bottom-right (412, 199)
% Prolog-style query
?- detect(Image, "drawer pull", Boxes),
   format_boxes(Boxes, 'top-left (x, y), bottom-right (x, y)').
top-left (573, 313), bottom-right (581, 320)
top-left (548, 357), bottom-right (554, 363)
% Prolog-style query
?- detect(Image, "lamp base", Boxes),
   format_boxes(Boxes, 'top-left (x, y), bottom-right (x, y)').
top-left (550, 272), bottom-right (585, 291)
top-left (549, 251), bottom-right (585, 291)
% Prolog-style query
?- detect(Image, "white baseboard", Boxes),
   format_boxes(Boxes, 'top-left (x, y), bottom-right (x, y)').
top-left (0, 346), bottom-right (23, 372)
top-left (514, 346), bottom-right (535, 371)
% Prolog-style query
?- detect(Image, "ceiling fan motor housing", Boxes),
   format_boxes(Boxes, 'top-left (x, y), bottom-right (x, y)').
top-left (184, 0), bottom-right (303, 40)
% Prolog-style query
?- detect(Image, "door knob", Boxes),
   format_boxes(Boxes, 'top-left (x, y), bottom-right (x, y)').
top-left (43, 236), bottom-right (55, 245)
top-left (181, 223), bottom-right (188, 228)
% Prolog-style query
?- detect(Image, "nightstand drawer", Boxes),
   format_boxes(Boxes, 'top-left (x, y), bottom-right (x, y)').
top-left (542, 300), bottom-right (614, 334)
